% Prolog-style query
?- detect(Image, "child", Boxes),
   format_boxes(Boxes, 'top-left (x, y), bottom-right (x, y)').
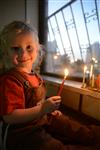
top-left (0, 21), bottom-right (99, 150)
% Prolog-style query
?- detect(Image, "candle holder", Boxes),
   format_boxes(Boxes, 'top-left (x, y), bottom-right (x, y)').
top-left (81, 57), bottom-right (100, 92)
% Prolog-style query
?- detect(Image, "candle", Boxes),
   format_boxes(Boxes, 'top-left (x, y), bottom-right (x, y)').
top-left (57, 69), bottom-right (69, 96)
top-left (90, 65), bottom-right (93, 80)
top-left (89, 64), bottom-right (93, 86)
top-left (86, 70), bottom-right (90, 86)
top-left (91, 74), bottom-right (95, 87)
top-left (82, 65), bottom-right (87, 87)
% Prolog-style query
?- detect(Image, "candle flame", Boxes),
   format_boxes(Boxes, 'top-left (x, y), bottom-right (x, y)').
top-left (84, 65), bottom-right (87, 72)
top-left (53, 55), bottom-right (58, 59)
top-left (64, 68), bottom-right (69, 79)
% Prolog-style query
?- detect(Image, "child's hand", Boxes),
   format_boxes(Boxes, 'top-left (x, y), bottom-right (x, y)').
top-left (41, 96), bottom-right (61, 114)
top-left (51, 110), bottom-right (62, 116)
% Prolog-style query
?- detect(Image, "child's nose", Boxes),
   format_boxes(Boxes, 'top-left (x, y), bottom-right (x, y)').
top-left (18, 48), bottom-right (26, 56)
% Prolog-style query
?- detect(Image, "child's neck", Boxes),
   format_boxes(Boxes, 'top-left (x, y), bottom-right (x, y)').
top-left (15, 67), bottom-right (32, 74)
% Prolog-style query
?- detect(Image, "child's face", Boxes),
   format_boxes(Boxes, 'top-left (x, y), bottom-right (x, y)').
top-left (9, 32), bottom-right (38, 72)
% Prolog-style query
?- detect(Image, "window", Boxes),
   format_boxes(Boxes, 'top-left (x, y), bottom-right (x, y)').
top-left (44, 0), bottom-right (100, 79)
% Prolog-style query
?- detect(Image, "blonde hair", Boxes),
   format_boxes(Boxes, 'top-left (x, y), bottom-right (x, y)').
top-left (0, 21), bottom-right (40, 74)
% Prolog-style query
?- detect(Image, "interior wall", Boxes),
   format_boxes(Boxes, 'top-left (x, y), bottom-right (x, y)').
top-left (0, 0), bottom-right (38, 30)
top-left (26, 0), bottom-right (38, 30)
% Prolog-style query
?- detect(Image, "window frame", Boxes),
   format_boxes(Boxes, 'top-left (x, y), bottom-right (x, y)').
top-left (38, 0), bottom-right (100, 82)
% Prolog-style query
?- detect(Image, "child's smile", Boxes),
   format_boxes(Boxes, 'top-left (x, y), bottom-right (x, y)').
top-left (10, 32), bottom-right (38, 72)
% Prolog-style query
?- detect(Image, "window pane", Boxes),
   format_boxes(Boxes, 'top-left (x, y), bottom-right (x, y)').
top-left (46, 0), bottom-right (100, 78)
top-left (48, 0), bottom-right (71, 15)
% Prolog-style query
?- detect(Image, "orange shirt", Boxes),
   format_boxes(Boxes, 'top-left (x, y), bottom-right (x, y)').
top-left (0, 71), bottom-right (44, 116)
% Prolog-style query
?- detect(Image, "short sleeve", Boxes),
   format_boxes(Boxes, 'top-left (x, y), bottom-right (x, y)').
top-left (0, 75), bottom-right (25, 115)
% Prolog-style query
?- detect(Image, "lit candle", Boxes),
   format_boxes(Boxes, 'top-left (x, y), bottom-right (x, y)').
top-left (86, 70), bottom-right (90, 86)
top-left (57, 69), bottom-right (69, 96)
top-left (82, 65), bottom-right (87, 87)
top-left (89, 64), bottom-right (93, 86)
top-left (90, 65), bottom-right (93, 80)
top-left (91, 74), bottom-right (94, 88)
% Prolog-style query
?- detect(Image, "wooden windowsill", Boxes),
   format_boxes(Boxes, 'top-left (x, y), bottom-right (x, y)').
top-left (42, 75), bottom-right (100, 100)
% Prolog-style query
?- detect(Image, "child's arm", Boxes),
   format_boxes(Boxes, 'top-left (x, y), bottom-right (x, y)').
top-left (3, 96), bottom-right (61, 124)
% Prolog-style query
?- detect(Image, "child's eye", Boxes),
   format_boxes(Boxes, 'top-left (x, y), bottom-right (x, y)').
top-left (11, 47), bottom-right (22, 52)
top-left (26, 45), bottom-right (34, 52)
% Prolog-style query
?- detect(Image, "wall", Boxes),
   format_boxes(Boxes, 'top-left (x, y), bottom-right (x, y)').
top-left (0, 0), bottom-right (38, 30)
top-left (26, 0), bottom-right (38, 29)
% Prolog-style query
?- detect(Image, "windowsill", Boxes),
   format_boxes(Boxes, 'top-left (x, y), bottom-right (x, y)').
top-left (42, 75), bottom-right (100, 99)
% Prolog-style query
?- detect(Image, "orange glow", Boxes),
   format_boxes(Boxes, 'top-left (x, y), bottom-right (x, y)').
top-left (64, 68), bottom-right (69, 79)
